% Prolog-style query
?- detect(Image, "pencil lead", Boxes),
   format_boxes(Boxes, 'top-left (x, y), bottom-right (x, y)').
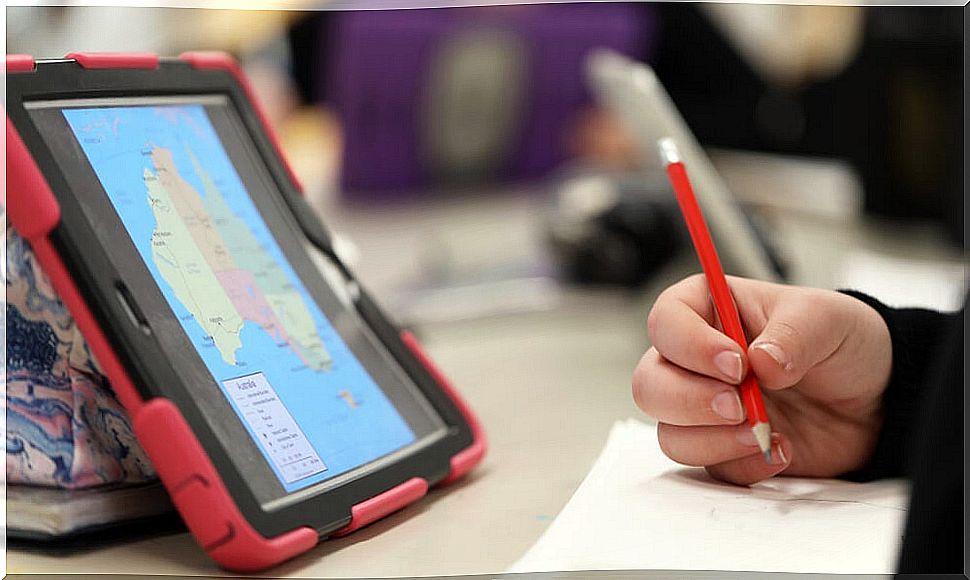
top-left (751, 422), bottom-right (772, 463)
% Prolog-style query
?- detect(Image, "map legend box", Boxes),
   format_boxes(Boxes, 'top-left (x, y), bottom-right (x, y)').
top-left (222, 372), bottom-right (327, 483)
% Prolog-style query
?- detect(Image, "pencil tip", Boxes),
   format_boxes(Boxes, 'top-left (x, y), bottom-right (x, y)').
top-left (750, 422), bottom-right (773, 463)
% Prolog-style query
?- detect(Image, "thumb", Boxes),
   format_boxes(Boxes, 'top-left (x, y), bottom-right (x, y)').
top-left (747, 293), bottom-right (850, 390)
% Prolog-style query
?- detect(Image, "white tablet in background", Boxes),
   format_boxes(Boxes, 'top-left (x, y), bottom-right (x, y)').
top-left (586, 49), bottom-right (785, 283)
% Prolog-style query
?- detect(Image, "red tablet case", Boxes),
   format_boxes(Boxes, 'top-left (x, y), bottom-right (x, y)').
top-left (5, 51), bottom-right (486, 572)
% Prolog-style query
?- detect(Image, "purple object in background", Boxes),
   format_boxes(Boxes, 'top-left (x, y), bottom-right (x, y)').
top-left (324, 4), bottom-right (655, 197)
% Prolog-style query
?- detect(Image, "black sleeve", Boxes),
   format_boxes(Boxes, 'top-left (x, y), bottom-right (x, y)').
top-left (837, 290), bottom-right (962, 482)
top-left (839, 291), bottom-right (964, 573)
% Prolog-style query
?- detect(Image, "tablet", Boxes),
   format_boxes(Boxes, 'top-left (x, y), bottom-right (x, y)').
top-left (6, 52), bottom-right (485, 572)
top-left (586, 50), bottom-right (786, 282)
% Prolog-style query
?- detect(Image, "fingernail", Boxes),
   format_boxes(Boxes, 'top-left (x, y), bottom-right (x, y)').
top-left (770, 441), bottom-right (788, 465)
top-left (735, 427), bottom-right (758, 447)
top-left (713, 351), bottom-right (743, 383)
top-left (751, 341), bottom-right (792, 371)
top-left (711, 391), bottom-right (744, 422)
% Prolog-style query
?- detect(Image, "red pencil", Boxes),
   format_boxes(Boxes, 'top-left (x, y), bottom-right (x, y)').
top-left (658, 137), bottom-right (773, 462)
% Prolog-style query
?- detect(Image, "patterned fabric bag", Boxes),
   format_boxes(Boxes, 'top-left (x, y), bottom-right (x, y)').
top-left (6, 226), bottom-right (156, 488)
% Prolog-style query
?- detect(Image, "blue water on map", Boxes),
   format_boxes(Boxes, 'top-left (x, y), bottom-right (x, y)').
top-left (63, 105), bottom-right (416, 492)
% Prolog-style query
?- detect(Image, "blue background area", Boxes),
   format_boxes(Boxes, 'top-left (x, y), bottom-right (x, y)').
top-left (63, 105), bottom-right (416, 492)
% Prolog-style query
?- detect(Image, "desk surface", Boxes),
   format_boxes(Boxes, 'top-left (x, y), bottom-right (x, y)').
top-left (7, 156), bottom-right (964, 578)
top-left (7, 189), bottom-right (663, 578)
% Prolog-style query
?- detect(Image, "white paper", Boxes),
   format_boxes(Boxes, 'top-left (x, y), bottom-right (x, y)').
top-left (511, 419), bottom-right (910, 575)
top-left (838, 249), bottom-right (967, 312)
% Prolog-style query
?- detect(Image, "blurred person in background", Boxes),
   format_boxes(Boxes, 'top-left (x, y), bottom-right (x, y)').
top-left (286, 3), bottom-right (961, 246)
top-left (11, 4), bottom-right (958, 241)
top-left (649, 4), bottom-right (962, 246)
top-left (287, 4), bottom-right (656, 196)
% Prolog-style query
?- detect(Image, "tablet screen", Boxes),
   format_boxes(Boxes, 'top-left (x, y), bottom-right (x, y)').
top-left (30, 98), bottom-right (443, 498)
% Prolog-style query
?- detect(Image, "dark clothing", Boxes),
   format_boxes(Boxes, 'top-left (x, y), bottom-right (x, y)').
top-left (840, 291), bottom-right (964, 574)
top-left (652, 5), bottom-right (964, 245)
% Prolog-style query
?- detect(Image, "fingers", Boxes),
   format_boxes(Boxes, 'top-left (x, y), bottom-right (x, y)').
top-left (638, 276), bottom-right (852, 486)
top-left (705, 433), bottom-right (793, 486)
top-left (747, 290), bottom-right (852, 390)
top-left (633, 348), bottom-right (745, 426)
top-left (657, 422), bottom-right (764, 466)
top-left (647, 275), bottom-right (747, 384)
top-left (657, 424), bottom-right (793, 485)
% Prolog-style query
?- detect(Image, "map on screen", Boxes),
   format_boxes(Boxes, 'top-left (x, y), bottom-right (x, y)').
top-left (63, 104), bottom-right (416, 491)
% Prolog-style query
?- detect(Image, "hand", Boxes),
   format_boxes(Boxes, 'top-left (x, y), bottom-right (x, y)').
top-left (632, 274), bottom-right (892, 485)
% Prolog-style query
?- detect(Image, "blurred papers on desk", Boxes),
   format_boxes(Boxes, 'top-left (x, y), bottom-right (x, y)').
top-left (511, 419), bottom-right (909, 575)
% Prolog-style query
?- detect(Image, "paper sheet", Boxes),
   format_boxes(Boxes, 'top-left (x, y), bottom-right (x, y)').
top-left (837, 249), bottom-right (967, 312)
top-left (511, 419), bottom-right (910, 575)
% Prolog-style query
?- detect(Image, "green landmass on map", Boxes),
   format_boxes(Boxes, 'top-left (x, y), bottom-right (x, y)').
top-left (144, 145), bottom-right (333, 372)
